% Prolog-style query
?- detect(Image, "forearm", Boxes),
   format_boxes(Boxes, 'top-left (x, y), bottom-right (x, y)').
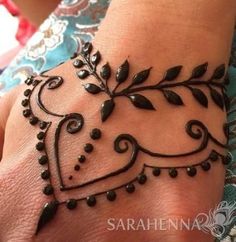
top-left (13, 0), bottom-right (61, 26)
top-left (95, 0), bottom-right (235, 67)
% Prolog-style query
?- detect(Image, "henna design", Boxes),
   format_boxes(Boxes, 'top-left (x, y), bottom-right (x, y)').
top-left (20, 43), bottom-right (230, 234)
top-left (37, 75), bottom-right (64, 117)
top-left (75, 42), bottom-right (228, 122)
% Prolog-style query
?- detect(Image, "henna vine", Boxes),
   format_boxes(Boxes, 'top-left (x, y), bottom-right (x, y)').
top-left (19, 43), bottom-right (231, 235)
top-left (75, 42), bottom-right (229, 122)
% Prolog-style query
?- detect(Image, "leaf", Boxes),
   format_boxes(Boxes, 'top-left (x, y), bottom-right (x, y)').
top-left (128, 94), bottom-right (155, 110)
top-left (36, 201), bottom-right (59, 235)
top-left (101, 99), bottom-right (115, 122)
top-left (116, 60), bottom-right (129, 83)
top-left (211, 64), bottom-right (225, 79)
top-left (224, 74), bottom-right (230, 85)
top-left (73, 59), bottom-right (84, 68)
top-left (223, 92), bottom-right (230, 111)
top-left (163, 90), bottom-right (184, 105)
top-left (84, 83), bottom-right (102, 94)
top-left (210, 88), bottom-right (224, 109)
top-left (132, 68), bottom-right (151, 85)
top-left (82, 42), bottom-right (92, 54)
top-left (100, 63), bottom-right (111, 80)
top-left (162, 66), bottom-right (182, 81)
top-left (77, 69), bottom-right (90, 79)
top-left (190, 62), bottom-right (208, 79)
top-left (91, 51), bottom-right (101, 65)
top-left (191, 88), bottom-right (208, 107)
top-left (223, 123), bottom-right (229, 138)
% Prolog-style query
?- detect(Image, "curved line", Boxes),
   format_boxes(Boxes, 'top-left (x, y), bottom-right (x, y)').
top-left (144, 150), bottom-right (224, 169)
top-left (139, 120), bottom-right (226, 157)
top-left (37, 76), bottom-right (64, 117)
top-left (59, 168), bottom-right (144, 204)
top-left (54, 113), bottom-right (84, 188)
top-left (60, 134), bottom-right (139, 191)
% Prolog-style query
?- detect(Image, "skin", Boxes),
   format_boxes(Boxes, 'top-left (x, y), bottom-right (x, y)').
top-left (0, 0), bottom-right (236, 241)
top-left (13, 0), bottom-right (61, 26)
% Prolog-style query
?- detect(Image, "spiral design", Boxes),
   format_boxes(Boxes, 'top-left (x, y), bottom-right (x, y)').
top-left (65, 114), bottom-right (84, 134)
top-left (114, 134), bottom-right (139, 154)
top-left (37, 76), bottom-right (65, 117)
top-left (185, 120), bottom-right (208, 139)
top-left (47, 76), bottom-right (64, 90)
top-left (54, 113), bottom-right (84, 187)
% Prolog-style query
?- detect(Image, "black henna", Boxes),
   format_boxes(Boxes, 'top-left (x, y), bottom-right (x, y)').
top-left (37, 76), bottom-right (64, 117)
top-left (55, 113), bottom-right (84, 188)
top-left (75, 42), bottom-right (227, 122)
top-left (20, 42), bottom-right (230, 234)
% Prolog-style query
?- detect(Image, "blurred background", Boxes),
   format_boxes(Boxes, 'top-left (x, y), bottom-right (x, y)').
top-left (0, 0), bottom-right (59, 72)
top-left (0, 5), bottom-right (18, 56)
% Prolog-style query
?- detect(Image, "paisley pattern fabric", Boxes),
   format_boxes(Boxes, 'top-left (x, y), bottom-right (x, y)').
top-left (0, 0), bottom-right (235, 239)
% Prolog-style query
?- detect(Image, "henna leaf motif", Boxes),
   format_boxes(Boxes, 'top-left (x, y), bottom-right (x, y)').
top-left (116, 60), bottom-right (129, 83)
top-left (190, 88), bottom-right (208, 108)
top-left (91, 51), bottom-right (101, 65)
top-left (100, 63), bottom-right (111, 80)
top-left (84, 83), bottom-right (102, 94)
top-left (76, 44), bottom-right (227, 121)
top-left (36, 201), bottom-right (59, 234)
top-left (211, 64), bottom-right (225, 80)
top-left (132, 68), bottom-right (151, 85)
top-left (190, 63), bottom-right (208, 79)
top-left (223, 92), bottom-right (230, 111)
top-left (77, 70), bottom-right (90, 79)
top-left (210, 88), bottom-right (224, 109)
top-left (128, 94), bottom-right (155, 110)
top-left (82, 42), bottom-right (92, 54)
top-left (162, 66), bottom-right (182, 81)
top-left (163, 90), bottom-right (184, 105)
top-left (101, 99), bottom-right (115, 122)
top-left (224, 74), bottom-right (230, 85)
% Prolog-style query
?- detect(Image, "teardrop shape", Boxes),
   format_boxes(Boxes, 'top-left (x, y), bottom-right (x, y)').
top-left (73, 59), bottom-right (84, 68)
top-left (224, 74), bottom-right (230, 85)
top-left (116, 60), bottom-right (129, 83)
top-left (223, 92), bottom-right (230, 111)
top-left (162, 66), bottom-right (182, 81)
top-left (101, 99), bottom-right (115, 122)
top-left (163, 90), bottom-right (184, 105)
top-left (91, 51), bottom-right (101, 65)
top-left (36, 201), bottom-right (59, 235)
top-left (129, 94), bottom-right (155, 110)
top-left (100, 63), bottom-right (111, 80)
top-left (84, 83), bottom-right (102, 94)
top-left (223, 123), bottom-right (229, 138)
top-left (191, 88), bottom-right (208, 107)
top-left (210, 88), bottom-right (224, 109)
top-left (77, 70), bottom-right (90, 79)
top-left (82, 42), bottom-right (92, 54)
top-left (190, 62), bottom-right (208, 79)
top-left (212, 64), bottom-right (225, 79)
top-left (132, 68), bottom-right (151, 85)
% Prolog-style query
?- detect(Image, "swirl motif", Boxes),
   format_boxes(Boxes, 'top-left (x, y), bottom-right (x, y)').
top-left (37, 76), bottom-right (64, 117)
top-left (19, 48), bottom-right (230, 234)
top-left (54, 113), bottom-right (84, 188)
top-left (60, 133), bottom-right (139, 191)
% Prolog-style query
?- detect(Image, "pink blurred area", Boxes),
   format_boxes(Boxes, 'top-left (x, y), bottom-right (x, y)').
top-left (0, 1), bottom-right (36, 69)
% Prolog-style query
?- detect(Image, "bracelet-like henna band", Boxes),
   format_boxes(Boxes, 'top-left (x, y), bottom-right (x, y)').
top-left (21, 42), bottom-right (231, 234)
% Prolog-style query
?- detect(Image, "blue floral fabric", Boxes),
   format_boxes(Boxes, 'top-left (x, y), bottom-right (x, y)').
top-left (0, 0), bottom-right (235, 238)
top-left (0, 0), bottom-right (110, 94)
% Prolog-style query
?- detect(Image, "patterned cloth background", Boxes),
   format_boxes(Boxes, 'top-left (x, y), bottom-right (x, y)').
top-left (0, 0), bottom-right (235, 239)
